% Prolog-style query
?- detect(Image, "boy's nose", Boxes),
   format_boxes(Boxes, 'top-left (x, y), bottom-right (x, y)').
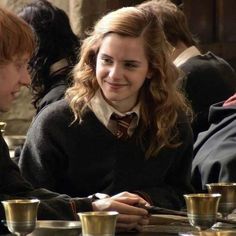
top-left (20, 69), bottom-right (31, 87)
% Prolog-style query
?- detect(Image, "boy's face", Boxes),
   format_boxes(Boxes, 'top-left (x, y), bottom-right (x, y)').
top-left (0, 54), bottom-right (30, 112)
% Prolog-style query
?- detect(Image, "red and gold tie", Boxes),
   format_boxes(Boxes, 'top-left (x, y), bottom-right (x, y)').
top-left (111, 113), bottom-right (134, 140)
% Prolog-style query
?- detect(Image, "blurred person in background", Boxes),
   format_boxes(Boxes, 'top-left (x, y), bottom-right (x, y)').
top-left (138, 0), bottom-right (236, 140)
top-left (18, 0), bottom-right (80, 114)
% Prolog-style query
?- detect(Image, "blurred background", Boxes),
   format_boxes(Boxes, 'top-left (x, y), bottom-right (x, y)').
top-left (0, 0), bottom-right (235, 135)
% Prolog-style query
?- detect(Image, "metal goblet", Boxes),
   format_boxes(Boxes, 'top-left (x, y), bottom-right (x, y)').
top-left (206, 183), bottom-right (236, 219)
top-left (184, 193), bottom-right (221, 231)
top-left (1, 199), bottom-right (40, 236)
top-left (78, 211), bottom-right (118, 236)
top-left (0, 122), bottom-right (7, 134)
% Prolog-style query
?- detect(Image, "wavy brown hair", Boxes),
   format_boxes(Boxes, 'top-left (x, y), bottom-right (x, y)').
top-left (66, 6), bottom-right (191, 158)
top-left (138, 0), bottom-right (197, 47)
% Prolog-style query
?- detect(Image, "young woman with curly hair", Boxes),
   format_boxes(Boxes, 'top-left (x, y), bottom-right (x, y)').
top-left (19, 6), bottom-right (194, 215)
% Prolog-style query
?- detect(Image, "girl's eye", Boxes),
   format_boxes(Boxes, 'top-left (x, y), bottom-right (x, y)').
top-left (125, 62), bottom-right (138, 69)
top-left (101, 57), bottom-right (112, 65)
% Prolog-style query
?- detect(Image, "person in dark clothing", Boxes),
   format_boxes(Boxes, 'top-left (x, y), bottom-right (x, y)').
top-left (138, 0), bottom-right (236, 140)
top-left (192, 93), bottom-right (236, 192)
top-left (18, 0), bottom-right (80, 114)
top-left (12, 0), bottom-right (80, 159)
top-left (180, 52), bottom-right (236, 139)
top-left (18, 6), bottom-right (194, 212)
top-left (0, 6), bottom-right (150, 233)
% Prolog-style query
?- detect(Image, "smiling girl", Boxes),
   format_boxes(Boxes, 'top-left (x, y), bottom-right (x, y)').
top-left (19, 6), bottom-right (194, 221)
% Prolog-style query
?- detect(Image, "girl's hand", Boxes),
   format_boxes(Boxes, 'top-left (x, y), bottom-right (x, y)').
top-left (92, 191), bottom-right (150, 231)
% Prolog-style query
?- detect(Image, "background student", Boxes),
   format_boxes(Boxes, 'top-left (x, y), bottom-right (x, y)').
top-left (138, 0), bottom-right (236, 140)
top-left (19, 0), bottom-right (80, 114)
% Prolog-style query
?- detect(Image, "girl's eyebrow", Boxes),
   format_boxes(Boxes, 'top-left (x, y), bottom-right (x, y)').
top-left (100, 53), bottom-right (112, 58)
top-left (124, 60), bottom-right (141, 65)
top-left (100, 53), bottom-right (141, 64)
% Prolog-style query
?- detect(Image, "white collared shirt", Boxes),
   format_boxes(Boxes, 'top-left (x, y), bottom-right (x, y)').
top-left (173, 46), bottom-right (201, 67)
top-left (88, 90), bottom-right (140, 137)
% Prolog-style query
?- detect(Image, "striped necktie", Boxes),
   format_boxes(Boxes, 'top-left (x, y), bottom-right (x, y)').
top-left (111, 113), bottom-right (134, 140)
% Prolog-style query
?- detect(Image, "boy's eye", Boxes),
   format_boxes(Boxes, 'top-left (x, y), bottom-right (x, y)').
top-left (27, 63), bottom-right (32, 72)
top-left (15, 62), bottom-right (28, 70)
top-left (16, 63), bottom-right (23, 69)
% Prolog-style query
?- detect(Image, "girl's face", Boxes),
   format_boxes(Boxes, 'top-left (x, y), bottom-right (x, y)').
top-left (0, 54), bottom-right (30, 112)
top-left (96, 33), bottom-right (150, 113)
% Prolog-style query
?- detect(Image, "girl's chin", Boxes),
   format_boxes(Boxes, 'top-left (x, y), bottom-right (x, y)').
top-left (105, 96), bottom-right (121, 104)
top-left (102, 91), bottom-right (121, 101)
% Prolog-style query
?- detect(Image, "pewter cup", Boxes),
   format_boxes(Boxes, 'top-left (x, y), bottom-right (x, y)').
top-left (180, 231), bottom-right (234, 236)
top-left (1, 199), bottom-right (40, 236)
top-left (78, 211), bottom-right (118, 236)
top-left (206, 182), bottom-right (236, 219)
top-left (0, 122), bottom-right (7, 134)
top-left (184, 193), bottom-right (221, 231)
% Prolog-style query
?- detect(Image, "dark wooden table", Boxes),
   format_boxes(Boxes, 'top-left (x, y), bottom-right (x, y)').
top-left (1, 227), bottom-right (236, 236)
top-left (1, 214), bottom-right (236, 236)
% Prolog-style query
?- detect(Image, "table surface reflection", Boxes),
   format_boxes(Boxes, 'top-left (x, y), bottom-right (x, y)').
top-left (1, 214), bottom-right (236, 236)
top-left (2, 227), bottom-right (236, 236)
top-left (1, 230), bottom-right (236, 236)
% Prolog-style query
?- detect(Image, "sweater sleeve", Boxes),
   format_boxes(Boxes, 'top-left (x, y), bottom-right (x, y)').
top-left (0, 133), bottom-right (93, 222)
top-left (18, 101), bottom-right (72, 191)
top-left (24, 189), bottom-right (93, 220)
top-left (0, 189), bottom-right (93, 221)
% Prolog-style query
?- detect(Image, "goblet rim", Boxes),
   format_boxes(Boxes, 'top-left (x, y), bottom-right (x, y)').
top-left (206, 182), bottom-right (236, 187)
top-left (184, 193), bottom-right (221, 198)
top-left (1, 199), bottom-right (40, 204)
top-left (78, 211), bottom-right (119, 217)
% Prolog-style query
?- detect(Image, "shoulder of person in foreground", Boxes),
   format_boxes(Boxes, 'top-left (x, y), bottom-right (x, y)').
top-left (192, 101), bottom-right (236, 191)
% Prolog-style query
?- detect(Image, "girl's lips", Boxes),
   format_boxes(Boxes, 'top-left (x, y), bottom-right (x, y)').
top-left (105, 81), bottom-right (128, 89)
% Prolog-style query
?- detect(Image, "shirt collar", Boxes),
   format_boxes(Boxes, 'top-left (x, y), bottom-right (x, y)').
top-left (89, 89), bottom-right (140, 127)
top-left (173, 46), bottom-right (201, 67)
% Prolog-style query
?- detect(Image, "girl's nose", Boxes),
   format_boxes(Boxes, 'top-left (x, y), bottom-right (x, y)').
top-left (109, 64), bottom-right (122, 80)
